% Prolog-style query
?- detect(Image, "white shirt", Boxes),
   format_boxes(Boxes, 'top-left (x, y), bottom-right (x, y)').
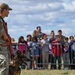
top-left (41, 39), bottom-right (49, 52)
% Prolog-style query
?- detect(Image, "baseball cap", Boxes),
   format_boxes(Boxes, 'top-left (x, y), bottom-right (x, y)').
top-left (42, 33), bottom-right (47, 37)
top-left (0, 3), bottom-right (12, 10)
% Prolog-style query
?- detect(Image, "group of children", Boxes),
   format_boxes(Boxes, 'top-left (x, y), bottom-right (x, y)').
top-left (11, 30), bottom-right (75, 70)
top-left (50, 35), bottom-right (75, 70)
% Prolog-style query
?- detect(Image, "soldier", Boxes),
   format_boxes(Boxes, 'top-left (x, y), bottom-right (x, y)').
top-left (0, 3), bottom-right (13, 75)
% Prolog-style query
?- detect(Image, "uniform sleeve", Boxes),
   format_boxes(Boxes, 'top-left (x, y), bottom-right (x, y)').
top-left (0, 21), bottom-right (5, 36)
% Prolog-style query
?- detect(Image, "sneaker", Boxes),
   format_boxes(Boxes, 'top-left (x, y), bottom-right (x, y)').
top-left (64, 67), bottom-right (69, 70)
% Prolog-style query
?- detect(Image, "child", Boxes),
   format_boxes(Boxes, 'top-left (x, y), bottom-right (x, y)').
top-left (49, 30), bottom-right (56, 69)
top-left (18, 36), bottom-right (28, 69)
top-left (52, 36), bottom-right (62, 69)
top-left (31, 36), bottom-right (39, 69)
top-left (18, 36), bottom-right (28, 55)
top-left (69, 36), bottom-right (75, 69)
top-left (63, 37), bottom-right (69, 70)
top-left (41, 33), bottom-right (49, 69)
top-left (26, 34), bottom-right (32, 55)
top-left (26, 34), bottom-right (32, 69)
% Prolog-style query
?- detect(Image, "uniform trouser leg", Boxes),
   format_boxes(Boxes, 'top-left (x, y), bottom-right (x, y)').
top-left (0, 51), bottom-right (9, 75)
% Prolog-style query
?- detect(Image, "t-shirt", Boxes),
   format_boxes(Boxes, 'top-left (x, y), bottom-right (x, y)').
top-left (49, 38), bottom-right (56, 54)
top-left (18, 41), bottom-right (27, 54)
top-left (63, 43), bottom-right (69, 53)
top-left (31, 42), bottom-right (39, 56)
top-left (70, 42), bottom-right (75, 52)
top-left (49, 38), bottom-right (56, 43)
top-left (41, 39), bottom-right (49, 52)
top-left (71, 43), bottom-right (75, 50)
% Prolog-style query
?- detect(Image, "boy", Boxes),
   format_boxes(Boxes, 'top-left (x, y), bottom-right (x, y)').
top-left (69, 36), bottom-right (75, 69)
top-left (63, 37), bottom-right (69, 70)
top-left (52, 36), bottom-right (62, 69)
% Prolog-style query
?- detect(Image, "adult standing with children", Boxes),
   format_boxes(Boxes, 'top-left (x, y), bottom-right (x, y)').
top-left (0, 3), bottom-right (13, 75)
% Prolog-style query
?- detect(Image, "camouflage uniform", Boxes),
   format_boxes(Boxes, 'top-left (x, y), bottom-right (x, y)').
top-left (55, 35), bottom-right (65, 43)
top-left (0, 17), bottom-right (9, 75)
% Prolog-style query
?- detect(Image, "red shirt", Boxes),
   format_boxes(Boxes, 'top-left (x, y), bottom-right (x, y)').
top-left (52, 40), bottom-right (62, 56)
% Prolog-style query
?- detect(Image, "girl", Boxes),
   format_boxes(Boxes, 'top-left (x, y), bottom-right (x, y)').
top-left (18, 36), bottom-right (28, 69)
top-left (49, 30), bottom-right (56, 69)
top-left (41, 33), bottom-right (49, 69)
top-left (63, 37), bottom-right (69, 70)
top-left (32, 30), bottom-right (38, 37)
top-left (18, 36), bottom-right (28, 55)
top-left (31, 36), bottom-right (39, 69)
top-left (26, 34), bottom-right (32, 69)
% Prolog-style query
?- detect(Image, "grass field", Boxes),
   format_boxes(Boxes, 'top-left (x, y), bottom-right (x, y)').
top-left (21, 70), bottom-right (75, 75)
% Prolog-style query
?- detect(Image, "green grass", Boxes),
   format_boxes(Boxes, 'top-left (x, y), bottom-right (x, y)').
top-left (21, 70), bottom-right (75, 75)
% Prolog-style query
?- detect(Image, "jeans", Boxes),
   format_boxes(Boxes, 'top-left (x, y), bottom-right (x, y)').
top-left (53, 56), bottom-right (61, 69)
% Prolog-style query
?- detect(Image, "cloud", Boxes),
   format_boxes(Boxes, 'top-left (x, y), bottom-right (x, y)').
top-left (0, 0), bottom-right (75, 41)
top-left (62, 3), bottom-right (75, 12)
top-left (60, 28), bottom-right (73, 37)
top-left (8, 25), bottom-right (33, 41)
top-left (11, 0), bottom-right (63, 3)
top-left (58, 24), bottom-right (67, 27)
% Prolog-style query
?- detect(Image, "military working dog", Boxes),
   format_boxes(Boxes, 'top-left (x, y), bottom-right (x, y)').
top-left (9, 50), bottom-right (32, 75)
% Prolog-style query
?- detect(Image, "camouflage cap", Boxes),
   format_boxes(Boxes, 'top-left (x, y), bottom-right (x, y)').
top-left (0, 3), bottom-right (12, 10)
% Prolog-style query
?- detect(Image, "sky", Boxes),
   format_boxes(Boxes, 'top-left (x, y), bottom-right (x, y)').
top-left (0, 0), bottom-right (75, 42)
